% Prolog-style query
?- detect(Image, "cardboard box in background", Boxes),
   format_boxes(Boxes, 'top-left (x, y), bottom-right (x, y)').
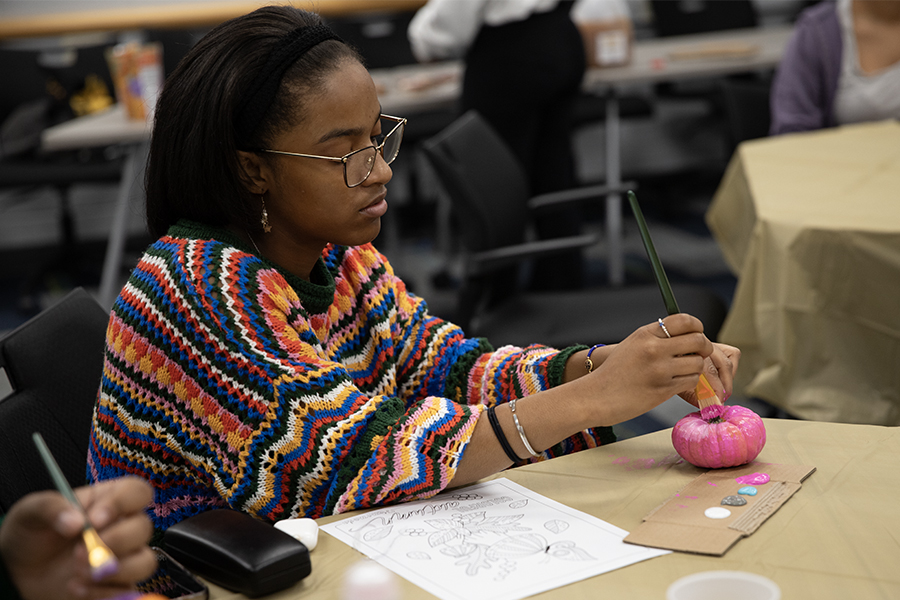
top-left (572, 0), bottom-right (633, 67)
top-left (105, 41), bottom-right (163, 121)
top-left (577, 18), bottom-right (633, 67)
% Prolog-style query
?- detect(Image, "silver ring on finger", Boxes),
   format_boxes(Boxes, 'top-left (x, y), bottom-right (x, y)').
top-left (658, 318), bottom-right (672, 338)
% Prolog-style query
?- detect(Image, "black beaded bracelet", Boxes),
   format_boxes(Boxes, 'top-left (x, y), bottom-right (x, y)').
top-left (487, 405), bottom-right (520, 463)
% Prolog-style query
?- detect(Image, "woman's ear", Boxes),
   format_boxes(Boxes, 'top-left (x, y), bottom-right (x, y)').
top-left (237, 151), bottom-right (269, 194)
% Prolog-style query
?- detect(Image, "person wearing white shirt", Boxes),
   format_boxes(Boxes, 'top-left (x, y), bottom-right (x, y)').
top-left (409, 0), bottom-right (588, 291)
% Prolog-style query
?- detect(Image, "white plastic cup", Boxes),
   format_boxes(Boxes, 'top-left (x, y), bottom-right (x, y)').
top-left (340, 560), bottom-right (401, 600)
top-left (667, 570), bottom-right (781, 600)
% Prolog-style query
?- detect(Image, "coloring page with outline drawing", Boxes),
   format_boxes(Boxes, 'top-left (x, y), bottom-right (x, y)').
top-left (320, 478), bottom-right (670, 600)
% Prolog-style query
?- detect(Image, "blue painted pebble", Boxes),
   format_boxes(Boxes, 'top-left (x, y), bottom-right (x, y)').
top-left (738, 486), bottom-right (758, 496)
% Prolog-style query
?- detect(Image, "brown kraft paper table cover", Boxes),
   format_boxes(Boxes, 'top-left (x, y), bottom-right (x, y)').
top-left (707, 120), bottom-right (900, 425)
top-left (206, 419), bottom-right (900, 599)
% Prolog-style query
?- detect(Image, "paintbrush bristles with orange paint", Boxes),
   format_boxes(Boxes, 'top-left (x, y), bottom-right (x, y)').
top-left (627, 190), bottom-right (723, 416)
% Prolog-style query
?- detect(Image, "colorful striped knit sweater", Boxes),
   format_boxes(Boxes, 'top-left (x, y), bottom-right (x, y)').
top-left (87, 220), bottom-right (615, 535)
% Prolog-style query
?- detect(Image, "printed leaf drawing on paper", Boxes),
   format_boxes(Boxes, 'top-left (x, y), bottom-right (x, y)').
top-left (321, 478), bottom-right (670, 600)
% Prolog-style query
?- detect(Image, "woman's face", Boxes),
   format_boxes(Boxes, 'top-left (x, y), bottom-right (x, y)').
top-left (252, 58), bottom-right (392, 273)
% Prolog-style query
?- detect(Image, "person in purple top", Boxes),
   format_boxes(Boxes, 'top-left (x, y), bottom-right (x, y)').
top-left (771, 0), bottom-right (900, 135)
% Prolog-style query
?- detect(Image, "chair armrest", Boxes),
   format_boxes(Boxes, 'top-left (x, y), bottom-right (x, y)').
top-left (467, 233), bottom-right (598, 275)
top-left (528, 180), bottom-right (638, 212)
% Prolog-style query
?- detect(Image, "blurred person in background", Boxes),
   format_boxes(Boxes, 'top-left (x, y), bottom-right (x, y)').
top-left (770, 0), bottom-right (900, 134)
top-left (409, 0), bottom-right (589, 290)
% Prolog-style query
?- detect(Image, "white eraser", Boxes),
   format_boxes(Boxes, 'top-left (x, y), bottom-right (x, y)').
top-left (274, 517), bottom-right (319, 551)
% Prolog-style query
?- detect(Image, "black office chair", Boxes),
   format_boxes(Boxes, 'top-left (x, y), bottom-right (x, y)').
top-left (0, 287), bottom-right (109, 513)
top-left (420, 111), bottom-right (727, 348)
top-left (717, 76), bottom-right (772, 156)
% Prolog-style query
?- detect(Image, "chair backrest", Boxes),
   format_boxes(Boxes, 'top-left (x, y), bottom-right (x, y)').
top-left (650, 0), bottom-right (757, 37)
top-left (421, 110), bottom-right (533, 255)
top-left (419, 114), bottom-right (729, 345)
top-left (421, 111), bottom-right (540, 325)
top-left (0, 287), bottom-right (109, 513)
top-left (718, 76), bottom-right (772, 154)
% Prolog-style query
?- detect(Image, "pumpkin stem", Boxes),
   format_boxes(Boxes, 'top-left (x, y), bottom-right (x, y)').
top-left (701, 404), bottom-right (727, 422)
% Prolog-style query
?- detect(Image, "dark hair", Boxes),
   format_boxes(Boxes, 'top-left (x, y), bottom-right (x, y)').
top-left (145, 6), bottom-right (361, 238)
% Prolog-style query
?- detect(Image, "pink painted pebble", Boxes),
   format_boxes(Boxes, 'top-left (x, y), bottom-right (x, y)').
top-left (735, 472), bottom-right (770, 485)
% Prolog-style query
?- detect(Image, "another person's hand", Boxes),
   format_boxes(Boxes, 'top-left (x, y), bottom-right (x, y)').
top-left (0, 476), bottom-right (156, 600)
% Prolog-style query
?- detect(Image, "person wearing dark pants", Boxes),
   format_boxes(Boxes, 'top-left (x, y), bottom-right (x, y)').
top-left (410, 0), bottom-right (587, 290)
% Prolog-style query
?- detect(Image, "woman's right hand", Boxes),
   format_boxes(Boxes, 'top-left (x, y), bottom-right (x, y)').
top-left (453, 314), bottom-right (734, 486)
top-left (583, 314), bottom-right (714, 426)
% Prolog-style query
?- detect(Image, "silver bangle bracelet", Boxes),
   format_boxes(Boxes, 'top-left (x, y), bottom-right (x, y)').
top-left (509, 399), bottom-right (541, 458)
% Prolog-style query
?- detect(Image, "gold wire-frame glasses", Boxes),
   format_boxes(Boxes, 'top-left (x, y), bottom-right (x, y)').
top-left (255, 114), bottom-right (406, 188)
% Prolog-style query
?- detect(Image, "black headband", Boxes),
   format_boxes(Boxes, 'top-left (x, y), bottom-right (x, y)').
top-left (234, 23), bottom-right (341, 147)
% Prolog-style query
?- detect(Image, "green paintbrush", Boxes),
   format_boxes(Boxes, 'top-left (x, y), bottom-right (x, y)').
top-left (627, 191), bottom-right (718, 405)
top-left (628, 191), bottom-right (680, 316)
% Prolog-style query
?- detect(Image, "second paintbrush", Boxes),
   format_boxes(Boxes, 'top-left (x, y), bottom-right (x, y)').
top-left (32, 432), bottom-right (120, 581)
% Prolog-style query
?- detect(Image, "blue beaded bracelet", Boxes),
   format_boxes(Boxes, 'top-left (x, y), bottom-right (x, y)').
top-left (584, 344), bottom-right (606, 374)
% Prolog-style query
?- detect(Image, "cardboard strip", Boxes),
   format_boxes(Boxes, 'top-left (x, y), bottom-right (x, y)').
top-left (728, 481), bottom-right (798, 535)
top-left (624, 462), bottom-right (815, 556)
top-left (623, 521), bottom-right (743, 556)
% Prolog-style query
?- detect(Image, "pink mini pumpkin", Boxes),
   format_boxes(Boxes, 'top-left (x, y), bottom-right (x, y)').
top-left (672, 405), bottom-right (766, 468)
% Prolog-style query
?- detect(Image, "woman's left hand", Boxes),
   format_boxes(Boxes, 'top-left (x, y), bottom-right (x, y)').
top-left (678, 342), bottom-right (741, 407)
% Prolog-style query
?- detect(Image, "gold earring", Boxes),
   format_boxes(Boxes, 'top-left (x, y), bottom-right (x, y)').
top-left (260, 195), bottom-right (272, 233)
